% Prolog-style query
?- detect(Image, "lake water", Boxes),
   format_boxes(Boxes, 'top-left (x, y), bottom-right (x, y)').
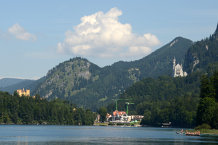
top-left (0, 125), bottom-right (217, 145)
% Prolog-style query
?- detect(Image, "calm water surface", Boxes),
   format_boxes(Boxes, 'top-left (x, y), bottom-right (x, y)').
top-left (0, 125), bottom-right (217, 145)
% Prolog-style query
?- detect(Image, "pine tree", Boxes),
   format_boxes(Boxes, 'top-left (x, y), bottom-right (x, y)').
top-left (200, 75), bottom-right (215, 98)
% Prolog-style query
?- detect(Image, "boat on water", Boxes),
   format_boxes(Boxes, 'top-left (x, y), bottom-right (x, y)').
top-left (185, 130), bottom-right (200, 136)
top-left (161, 122), bottom-right (172, 128)
top-left (176, 129), bottom-right (200, 136)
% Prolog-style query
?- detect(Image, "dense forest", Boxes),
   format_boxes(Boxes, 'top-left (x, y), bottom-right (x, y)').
top-left (196, 72), bottom-right (218, 129)
top-left (0, 91), bottom-right (95, 125)
top-left (106, 70), bottom-right (218, 128)
top-left (106, 72), bottom-right (201, 127)
top-left (106, 25), bottom-right (218, 128)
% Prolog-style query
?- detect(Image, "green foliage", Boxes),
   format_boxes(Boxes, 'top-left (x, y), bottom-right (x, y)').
top-left (200, 75), bottom-right (215, 98)
top-left (195, 123), bottom-right (211, 130)
top-left (196, 97), bottom-right (216, 125)
top-left (112, 25), bottom-right (218, 128)
top-left (132, 37), bottom-right (192, 78)
top-left (98, 107), bottom-right (107, 122)
top-left (212, 72), bottom-right (218, 101)
top-left (197, 72), bottom-right (218, 129)
top-left (107, 73), bottom-right (201, 127)
top-left (212, 103), bottom-right (218, 129)
top-left (116, 70), bottom-right (218, 128)
top-left (0, 91), bottom-right (95, 125)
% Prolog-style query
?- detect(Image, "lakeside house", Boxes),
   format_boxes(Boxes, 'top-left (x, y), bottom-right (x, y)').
top-left (107, 110), bottom-right (144, 123)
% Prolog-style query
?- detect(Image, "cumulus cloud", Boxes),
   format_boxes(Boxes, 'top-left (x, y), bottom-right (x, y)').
top-left (8, 24), bottom-right (36, 41)
top-left (58, 8), bottom-right (160, 59)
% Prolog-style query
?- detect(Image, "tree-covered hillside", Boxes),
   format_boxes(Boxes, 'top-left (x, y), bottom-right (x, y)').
top-left (34, 58), bottom-right (101, 101)
top-left (106, 24), bottom-right (218, 127)
top-left (108, 72), bottom-right (201, 127)
top-left (0, 91), bottom-right (95, 125)
top-left (196, 72), bottom-right (218, 129)
top-left (131, 37), bottom-right (193, 78)
top-left (33, 37), bottom-right (192, 110)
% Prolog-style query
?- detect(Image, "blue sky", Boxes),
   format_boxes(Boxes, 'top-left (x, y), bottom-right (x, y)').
top-left (0, 0), bottom-right (218, 79)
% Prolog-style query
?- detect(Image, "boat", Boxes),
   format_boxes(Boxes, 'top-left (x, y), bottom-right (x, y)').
top-left (185, 130), bottom-right (200, 136)
top-left (161, 122), bottom-right (172, 128)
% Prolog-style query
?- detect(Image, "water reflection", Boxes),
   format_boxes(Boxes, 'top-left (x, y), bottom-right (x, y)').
top-left (0, 126), bottom-right (217, 145)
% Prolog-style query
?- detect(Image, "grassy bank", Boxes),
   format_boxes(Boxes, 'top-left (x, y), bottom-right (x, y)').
top-left (94, 121), bottom-right (141, 127)
top-left (94, 122), bottom-right (109, 126)
top-left (198, 129), bottom-right (218, 135)
top-left (186, 129), bottom-right (218, 135)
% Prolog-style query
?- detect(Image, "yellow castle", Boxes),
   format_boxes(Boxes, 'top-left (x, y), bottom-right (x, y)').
top-left (17, 88), bottom-right (30, 97)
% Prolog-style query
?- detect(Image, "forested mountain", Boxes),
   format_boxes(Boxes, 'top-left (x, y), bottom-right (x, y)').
top-left (33, 37), bottom-right (192, 110)
top-left (130, 37), bottom-right (193, 78)
top-left (196, 72), bottom-right (218, 129)
top-left (107, 24), bottom-right (218, 127)
top-left (110, 73), bottom-right (201, 127)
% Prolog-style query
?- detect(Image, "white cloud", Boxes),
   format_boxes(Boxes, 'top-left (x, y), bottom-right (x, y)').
top-left (58, 8), bottom-right (160, 60)
top-left (8, 24), bottom-right (36, 41)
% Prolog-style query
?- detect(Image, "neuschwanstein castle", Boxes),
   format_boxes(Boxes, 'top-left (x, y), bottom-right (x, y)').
top-left (173, 57), bottom-right (187, 77)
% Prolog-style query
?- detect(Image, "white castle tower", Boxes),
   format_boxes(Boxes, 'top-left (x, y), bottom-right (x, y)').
top-left (173, 57), bottom-right (187, 77)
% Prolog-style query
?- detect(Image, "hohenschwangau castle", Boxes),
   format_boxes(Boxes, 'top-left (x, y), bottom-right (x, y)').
top-left (173, 57), bottom-right (187, 77)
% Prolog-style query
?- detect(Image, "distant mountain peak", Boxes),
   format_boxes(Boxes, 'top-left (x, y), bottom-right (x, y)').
top-left (171, 36), bottom-right (192, 43)
top-left (168, 36), bottom-right (192, 48)
top-left (70, 57), bottom-right (87, 61)
top-left (174, 36), bottom-right (185, 40)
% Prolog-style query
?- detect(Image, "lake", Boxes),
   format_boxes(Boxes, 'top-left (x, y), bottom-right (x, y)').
top-left (0, 125), bottom-right (217, 145)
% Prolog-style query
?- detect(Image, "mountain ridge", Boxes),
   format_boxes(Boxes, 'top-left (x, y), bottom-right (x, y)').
top-left (0, 78), bottom-right (31, 89)
top-left (32, 36), bottom-right (192, 110)
top-left (112, 25), bottom-right (218, 127)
